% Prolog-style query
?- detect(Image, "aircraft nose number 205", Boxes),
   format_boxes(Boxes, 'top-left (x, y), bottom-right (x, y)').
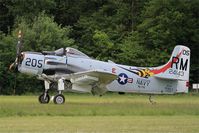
top-left (25, 58), bottom-right (43, 68)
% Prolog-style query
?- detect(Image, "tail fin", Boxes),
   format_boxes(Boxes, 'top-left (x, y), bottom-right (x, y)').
top-left (152, 45), bottom-right (190, 81)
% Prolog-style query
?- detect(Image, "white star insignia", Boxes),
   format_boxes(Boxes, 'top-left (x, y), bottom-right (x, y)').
top-left (119, 75), bottom-right (127, 83)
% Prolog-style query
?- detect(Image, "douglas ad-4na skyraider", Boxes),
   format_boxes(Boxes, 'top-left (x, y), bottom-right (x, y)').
top-left (10, 31), bottom-right (190, 104)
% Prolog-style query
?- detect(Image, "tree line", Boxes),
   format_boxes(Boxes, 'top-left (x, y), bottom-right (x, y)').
top-left (0, 0), bottom-right (198, 94)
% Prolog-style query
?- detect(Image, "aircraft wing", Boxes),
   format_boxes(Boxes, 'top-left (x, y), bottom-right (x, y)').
top-left (63, 69), bottom-right (117, 85)
top-left (42, 69), bottom-right (117, 94)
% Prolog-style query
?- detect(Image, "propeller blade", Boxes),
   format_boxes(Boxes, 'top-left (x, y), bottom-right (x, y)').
top-left (16, 30), bottom-right (23, 57)
top-left (9, 63), bottom-right (15, 70)
top-left (9, 58), bottom-right (18, 71)
top-left (9, 30), bottom-right (23, 71)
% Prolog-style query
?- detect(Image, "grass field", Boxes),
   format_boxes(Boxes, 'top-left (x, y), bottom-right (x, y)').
top-left (0, 93), bottom-right (199, 133)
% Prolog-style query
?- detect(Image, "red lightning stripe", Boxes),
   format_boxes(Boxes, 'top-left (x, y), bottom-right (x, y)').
top-left (150, 50), bottom-right (183, 74)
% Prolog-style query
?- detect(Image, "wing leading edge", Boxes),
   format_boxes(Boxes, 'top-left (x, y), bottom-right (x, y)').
top-left (69, 70), bottom-right (117, 94)
top-left (47, 69), bottom-right (117, 94)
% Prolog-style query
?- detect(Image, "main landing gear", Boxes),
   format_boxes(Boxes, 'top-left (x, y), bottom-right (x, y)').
top-left (38, 91), bottom-right (50, 104)
top-left (53, 94), bottom-right (65, 104)
top-left (39, 78), bottom-right (65, 104)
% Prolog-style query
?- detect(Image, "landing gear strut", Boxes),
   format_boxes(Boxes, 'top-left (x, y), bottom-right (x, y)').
top-left (39, 78), bottom-right (66, 104)
top-left (38, 81), bottom-right (50, 104)
top-left (53, 78), bottom-right (65, 104)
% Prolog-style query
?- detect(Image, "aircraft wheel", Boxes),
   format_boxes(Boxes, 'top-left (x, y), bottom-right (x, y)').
top-left (38, 93), bottom-right (50, 104)
top-left (53, 94), bottom-right (65, 104)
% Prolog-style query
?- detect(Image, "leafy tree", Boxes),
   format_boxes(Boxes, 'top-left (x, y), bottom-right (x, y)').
top-left (0, 0), bottom-right (55, 34)
top-left (73, 0), bottom-right (133, 58)
top-left (125, 0), bottom-right (199, 82)
top-left (0, 33), bottom-right (15, 94)
top-left (0, 0), bottom-right (198, 95)
top-left (7, 0), bottom-right (55, 21)
top-left (0, 1), bottom-right (14, 34)
top-left (15, 12), bottom-right (74, 52)
top-left (52, 0), bottom-right (105, 26)
top-left (0, 13), bottom-right (74, 95)
top-left (92, 30), bottom-right (114, 61)
top-left (119, 32), bottom-right (149, 66)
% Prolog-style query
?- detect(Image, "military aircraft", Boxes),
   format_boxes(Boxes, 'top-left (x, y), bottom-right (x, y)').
top-left (9, 30), bottom-right (190, 104)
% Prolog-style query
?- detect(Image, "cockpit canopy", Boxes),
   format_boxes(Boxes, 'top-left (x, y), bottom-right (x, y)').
top-left (42, 47), bottom-right (90, 58)
top-left (42, 48), bottom-right (64, 56)
top-left (65, 47), bottom-right (90, 58)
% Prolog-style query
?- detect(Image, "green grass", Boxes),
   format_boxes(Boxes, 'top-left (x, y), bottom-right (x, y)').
top-left (0, 116), bottom-right (199, 133)
top-left (0, 93), bottom-right (199, 133)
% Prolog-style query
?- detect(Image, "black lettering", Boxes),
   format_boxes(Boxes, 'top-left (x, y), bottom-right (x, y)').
top-left (183, 50), bottom-right (190, 56)
top-left (25, 58), bottom-right (43, 68)
top-left (136, 79), bottom-right (141, 85)
top-left (136, 78), bottom-right (150, 86)
top-left (25, 58), bottom-right (31, 66)
top-left (171, 57), bottom-right (179, 69)
top-left (37, 60), bottom-right (43, 68)
top-left (146, 81), bottom-right (150, 86)
top-left (168, 69), bottom-right (184, 76)
top-left (180, 58), bottom-right (188, 71)
top-left (143, 81), bottom-right (146, 86)
top-left (31, 59), bottom-right (37, 67)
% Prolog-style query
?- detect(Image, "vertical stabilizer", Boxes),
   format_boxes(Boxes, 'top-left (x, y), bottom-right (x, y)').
top-left (153, 45), bottom-right (190, 81)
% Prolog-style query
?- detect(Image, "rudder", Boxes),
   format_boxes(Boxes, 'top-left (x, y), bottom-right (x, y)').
top-left (152, 45), bottom-right (190, 81)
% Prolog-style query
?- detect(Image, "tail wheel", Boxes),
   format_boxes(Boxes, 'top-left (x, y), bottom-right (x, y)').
top-left (53, 94), bottom-right (65, 104)
top-left (38, 93), bottom-right (50, 104)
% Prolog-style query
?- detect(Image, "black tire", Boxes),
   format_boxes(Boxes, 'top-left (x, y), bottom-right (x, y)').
top-left (38, 93), bottom-right (50, 104)
top-left (53, 94), bottom-right (65, 104)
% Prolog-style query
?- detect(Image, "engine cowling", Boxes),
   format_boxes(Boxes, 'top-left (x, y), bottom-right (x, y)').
top-left (18, 52), bottom-right (44, 75)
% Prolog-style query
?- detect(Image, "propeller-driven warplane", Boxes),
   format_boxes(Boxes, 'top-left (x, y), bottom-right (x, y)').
top-left (10, 30), bottom-right (190, 104)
